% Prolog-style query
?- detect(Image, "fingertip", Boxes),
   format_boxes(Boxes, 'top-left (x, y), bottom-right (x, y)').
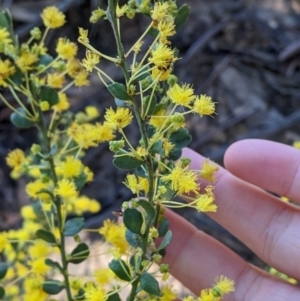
top-left (224, 139), bottom-right (265, 171)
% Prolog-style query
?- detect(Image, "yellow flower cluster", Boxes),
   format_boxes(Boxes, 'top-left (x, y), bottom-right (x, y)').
top-left (99, 219), bottom-right (129, 255)
top-left (183, 276), bottom-right (235, 301)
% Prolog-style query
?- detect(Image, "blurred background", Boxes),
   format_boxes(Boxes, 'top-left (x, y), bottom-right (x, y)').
top-left (1, 0), bottom-right (300, 271)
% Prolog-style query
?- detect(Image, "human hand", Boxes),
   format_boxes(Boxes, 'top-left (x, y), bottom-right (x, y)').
top-left (164, 139), bottom-right (300, 300)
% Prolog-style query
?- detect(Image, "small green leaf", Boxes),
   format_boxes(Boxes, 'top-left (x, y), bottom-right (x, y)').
top-left (64, 217), bottom-right (85, 237)
top-left (115, 98), bottom-right (128, 107)
top-left (0, 285), bottom-right (5, 299)
top-left (8, 67), bottom-right (23, 86)
top-left (175, 4), bottom-right (190, 30)
top-left (157, 230), bottom-right (172, 251)
top-left (149, 140), bottom-right (164, 157)
top-left (10, 108), bottom-right (35, 129)
top-left (107, 292), bottom-right (121, 301)
top-left (0, 263), bottom-right (8, 280)
top-left (49, 144), bottom-right (58, 156)
top-left (38, 54), bottom-right (54, 67)
top-left (125, 229), bottom-right (143, 248)
top-left (36, 229), bottom-right (57, 244)
top-left (113, 152), bottom-right (143, 170)
top-left (123, 208), bottom-right (143, 234)
top-left (168, 146), bottom-right (182, 160)
top-left (109, 259), bottom-right (131, 281)
top-left (74, 172), bottom-right (88, 190)
top-left (140, 272), bottom-right (162, 296)
top-left (69, 242), bottom-right (90, 264)
top-left (43, 280), bottom-right (65, 294)
top-left (158, 218), bottom-right (169, 237)
top-left (169, 128), bottom-right (192, 148)
top-left (138, 200), bottom-right (156, 224)
top-left (40, 86), bottom-right (59, 106)
top-left (45, 258), bottom-right (63, 272)
top-left (74, 288), bottom-right (85, 300)
top-left (0, 9), bottom-right (9, 29)
top-left (107, 82), bottom-right (131, 100)
top-left (148, 27), bottom-right (159, 37)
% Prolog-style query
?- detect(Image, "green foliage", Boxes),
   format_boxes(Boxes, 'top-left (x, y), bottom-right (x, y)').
top-left (140, 272), bottom-right (162, 296)
top-left (10, 108), bottom-right (35, 129)
top-left (113, 152), bottom-right (144, 169)
top-left (158, 217), bottom-right (170, 237)
top-left (43, 280), bottom-right (65, 294)
top-left (36, 229), bottom-right (57, 244)
top-left (39, 86), bottom-right (59, 106)
top-left (0, 286), bottom-right (5, 299)
top-left (157, 230), bottom-right (173, 251)
top-left (109, 259), bottom-right (131, 281)
top-left (108, 82), bottom-right (131, 100)
top-left (64, 217), bottom-right (85, 237)
top-left (123, 208), bottom-right (144, 234)
top-left (45, 258), bottom-right (64, 273)
top-left (69, 243), bottom-right (90, 264)
top-left (125, 229), bottom-right (143, 248)
top-left (175, 4), bottom-right (190, 30)
top-left (0, 263), bottom-right (8, 280)
top-left (138, 200), bottom-right (156, 224)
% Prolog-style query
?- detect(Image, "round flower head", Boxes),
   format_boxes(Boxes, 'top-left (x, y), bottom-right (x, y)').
top-left (56, 38), bottom-right (78, 60)
top-left (0, 59), bottom-right (16, 87)
top-left (104, 107), bottom-right (133, 130)
top-left (193, 95), bottom-right (216, 116)
top-left (167, 83), bottom-right (195, 108)
top-left (41, 6), bottom-right (66, 29)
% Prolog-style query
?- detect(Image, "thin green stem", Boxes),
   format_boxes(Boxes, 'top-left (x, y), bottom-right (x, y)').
top-left (37, 108), bottom-right (73, 301)
top-left (108, 0), bottom-right (130, 83)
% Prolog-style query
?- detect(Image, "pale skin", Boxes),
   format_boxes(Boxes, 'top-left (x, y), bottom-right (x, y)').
top-left (163, 139), bottom-right (300, 301)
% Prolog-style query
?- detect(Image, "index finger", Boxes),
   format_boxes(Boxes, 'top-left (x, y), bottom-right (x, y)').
top-left (224, 139), bottom-right (300, 203)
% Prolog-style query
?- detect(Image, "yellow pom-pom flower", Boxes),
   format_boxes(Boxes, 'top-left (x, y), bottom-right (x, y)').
top-left (56, 37), bottom-right (78, 60)
top-left (41, 6), bottom-right (66, 29)
top-left (167, 83), bottom-right (195, 108)
top-left (104, 107), bottom-right (133, 130)
top-left (193, 95), bottom-right (216, 117)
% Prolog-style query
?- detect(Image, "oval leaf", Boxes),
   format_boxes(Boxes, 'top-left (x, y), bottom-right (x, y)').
top-left (149, 140), bottom-right (164, 157)
top-left (113, 153), bottom-right (143, 170)
top-left (69, 242), bottom-right (90, 264)
top-left (43, 280), bottom-right (65, 295)
top-left (38, 54), bottom-right (53, 67)
top-left (125, 229), bottom-right (143, 248)
top-left (168, 146), bottom-right (182, 160)
top-left (158, 218), bottom-right (169, 237)
top-left (109, 259), bottom-right (131, 282)
top-left (169, 128), bottom-right (192, 148)
top-left (175, 4), bottom-right (190, 30)
top-left (107, 82), bottom-right (130, 100)
top-left (10, 108), bottom-right (35, 129)
top-left (0, 263), bottom-right (8, 280)
top-left (140, 272), bottom-right (162, 296)
top-left (123, 208), bottom-right (143, 234)
top-left (107, 292), bottom-right (121, 301)
top-left (45, 258), bottom-right (63, 272)
top-left (157, 230), bottom-right (172, 251)
top-left (40, 86), bottom-right (59, 106)
top-left (64, 217), bottom-right (85, 237)
top-left (138, 200), bottom-right (156, 224)
top-left (0, 285), bottom-right (5, 299)
top-left (36, 229), bottom-right (57, 244)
